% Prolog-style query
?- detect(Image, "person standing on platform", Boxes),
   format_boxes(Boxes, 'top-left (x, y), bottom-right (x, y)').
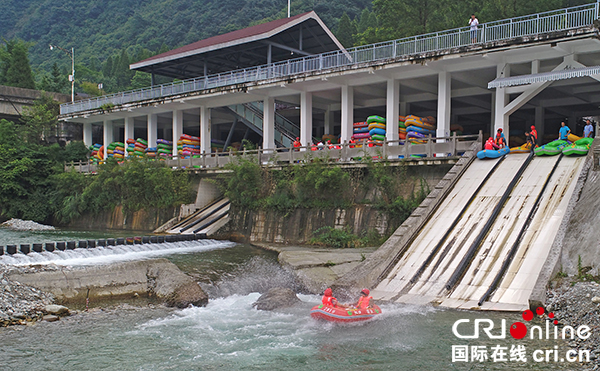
top-left (558, 121), bottom-right (571, 141)
top-left (469, 14), bottom-right (479, 43)
top-left (584, 119), bottom-right (594, 138)
top-left (525, 125), bottom-right (537, 149)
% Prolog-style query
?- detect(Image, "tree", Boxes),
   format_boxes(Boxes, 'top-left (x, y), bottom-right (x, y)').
top-left (39, 62), bottom-right (68, 93)
top-left (131, 71), bottom-right (151, 89)
top-left (336, 13), bottom-right (357, 48)
top-left (20, 93), bottom-right (60, 144)
top-left (0, 39), bottom-right (35, 89)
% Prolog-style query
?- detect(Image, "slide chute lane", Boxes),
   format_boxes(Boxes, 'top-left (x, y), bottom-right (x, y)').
top-left (490, 156), bottom-right (586, 307)
top-left (445, 154), bottom-right (563, 309)
top-left (402, 156), bottom-right (507, 292)
top-left (373, 155), bottom-right (509, 301)
top-left (477, 155), bottom-right (563, 306)
top-left (444, 151), bottom-right (535, 293)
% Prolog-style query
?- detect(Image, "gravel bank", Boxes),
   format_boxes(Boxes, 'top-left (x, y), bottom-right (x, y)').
top-left (0, 266), bottom-right (55, 326)
top-left (0, 218), bottom-right (55, 231)
top-left (547, 281), bottom-right (600, 370)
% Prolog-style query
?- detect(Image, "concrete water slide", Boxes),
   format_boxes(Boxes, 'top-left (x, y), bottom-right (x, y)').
top-left (372, 153), bottom-right (585, 311)
top-left (167, 198), bottom-right (230, 236)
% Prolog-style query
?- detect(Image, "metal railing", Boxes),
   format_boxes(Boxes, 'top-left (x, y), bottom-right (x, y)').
top-left (60, 2), bottom-right (600, 116)
top-left (65, 133), bottom-right (482, 173)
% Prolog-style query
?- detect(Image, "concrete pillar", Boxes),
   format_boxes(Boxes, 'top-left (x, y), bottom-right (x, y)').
top-left (148, 113), bottom-right (158, 150)
top-left (385, 79), bottom-right (400, 142)
top-left (532, 59), bottom-right (540, 74)
top-left (535, 106), bottom-right (544, 145)
top-left (300, 91), bottom-right (312, 148)
top-left (494, 63), bottom-right (510, 145)
top-left (124, 117), bottom-right (134, 142)
top-left (171, 110), bottom-right (182, 155)
top-left (324, 107), bottom-right (334, 135)
top-left (263, 97), bottom-right (275, 150)
top-left (102, 120), bottom-right (113, 160)
top-left (83, 122), bottom-right (92, 147)
top-left (490, 91), bottom-right (496, 137)
top-left (200, 106), bottom-right (211, 154)
top-left (124, 117), bottom-right (134, 156)
top-left (340, 85), bottom-right (353, 144)
top-left (437, 71), bottom-right (451, 140)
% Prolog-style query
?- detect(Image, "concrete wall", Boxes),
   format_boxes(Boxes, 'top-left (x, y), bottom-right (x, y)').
top-left (67, 205), bottom-right (178, 232)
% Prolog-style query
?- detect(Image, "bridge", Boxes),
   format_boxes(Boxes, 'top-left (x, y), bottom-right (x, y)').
top-left (60, 3), bottom-right (600, 158)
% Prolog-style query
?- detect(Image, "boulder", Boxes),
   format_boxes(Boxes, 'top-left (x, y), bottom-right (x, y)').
top-left (252, 287), bottom-right (301, 311)
top-left (43, 315), bottom-right (60, 322)
top-left (45, 304), bottom-right (69, 315)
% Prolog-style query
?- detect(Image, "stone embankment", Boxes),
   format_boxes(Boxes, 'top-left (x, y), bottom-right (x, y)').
top-left (0, 258), bottom-right (208, 326)
top-left (253, 243), bottom-right (376, 295)
top-left (547, 281), bottom-right (600, 371)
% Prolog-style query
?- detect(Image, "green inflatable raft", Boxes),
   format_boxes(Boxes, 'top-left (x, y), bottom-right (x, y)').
top-left (562, 137), bottom-right (594, 156)
top-left (534, 139), bottom-right (568, 156)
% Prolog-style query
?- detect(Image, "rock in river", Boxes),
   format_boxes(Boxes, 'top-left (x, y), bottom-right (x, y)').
top-left (252, 287), bottom-right (301, 311)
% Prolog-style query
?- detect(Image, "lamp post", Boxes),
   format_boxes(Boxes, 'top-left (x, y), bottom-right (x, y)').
top-left (49, 44), bottom-right (75, 102)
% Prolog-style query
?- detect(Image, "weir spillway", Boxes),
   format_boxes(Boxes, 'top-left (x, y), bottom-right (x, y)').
top-left (370, 152), bottom-right (586, 311)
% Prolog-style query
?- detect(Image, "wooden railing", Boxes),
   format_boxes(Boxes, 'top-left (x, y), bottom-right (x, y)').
top-left (65, 133), bottom-right (482, 173)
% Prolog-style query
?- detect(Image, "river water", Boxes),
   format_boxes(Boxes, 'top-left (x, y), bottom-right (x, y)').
top-left (0, 228), bottom-right (578, 370)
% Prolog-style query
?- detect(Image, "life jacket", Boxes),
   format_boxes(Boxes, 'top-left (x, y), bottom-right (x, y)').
top-left (484, 139), bottom-right (495, 150)
top-left (531, 129), bottom-right (538, 140)
top-left (356, 295), bottom-right (372, 309)
top-left (293, 140), bottom-right (301, 147)
top-left (322, 295), bottom-right (337, 306)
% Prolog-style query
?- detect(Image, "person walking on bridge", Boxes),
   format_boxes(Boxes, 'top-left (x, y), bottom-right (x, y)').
top-left (469, 14), bottom-right (479, 43)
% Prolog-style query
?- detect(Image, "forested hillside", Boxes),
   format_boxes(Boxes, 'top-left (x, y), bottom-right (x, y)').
top-left (0, 0), bottom-right (592, 95)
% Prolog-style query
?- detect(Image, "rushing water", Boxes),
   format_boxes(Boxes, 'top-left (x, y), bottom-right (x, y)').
top-left (0, 229), bottom-right (578, 370)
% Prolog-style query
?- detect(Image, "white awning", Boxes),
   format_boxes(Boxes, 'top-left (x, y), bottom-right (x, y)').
top-left (488, 65), bottom-right (600, 89)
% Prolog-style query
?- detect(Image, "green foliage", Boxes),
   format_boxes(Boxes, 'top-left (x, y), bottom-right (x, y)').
top-left (20, 93), bottom-right (60, 144)
top-left (221, 157), bottom-right (265, 209)
top-left (336, 13), bottom-right (356, 47)
top-left (38, 62), bottom-right (68, 94)
top-left (310, 226), bottom-right (359, 248)
top-left (309, 226), bottom-right (385, 248)
top-left (0, 38), bottom-right (35, 89)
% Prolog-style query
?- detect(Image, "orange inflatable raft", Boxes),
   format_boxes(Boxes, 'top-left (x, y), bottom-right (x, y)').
top-left (310, 304), bottom-right (382, 323)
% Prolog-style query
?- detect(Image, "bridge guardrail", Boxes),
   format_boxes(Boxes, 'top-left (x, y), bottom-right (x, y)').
top-left (65, 133), bottom-right (482, 173)
top-left (60, 3), bottom-right (599, 116)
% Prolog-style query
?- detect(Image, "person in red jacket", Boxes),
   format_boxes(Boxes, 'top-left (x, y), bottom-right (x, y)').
top-left (322, 288), bottom-right (338, 307)
top-left (484, 137), bottom-right (499, 150)
top-left (355, 288), bottom-right (373, 309)
top-left (525, 125), bottom-right (538, 149)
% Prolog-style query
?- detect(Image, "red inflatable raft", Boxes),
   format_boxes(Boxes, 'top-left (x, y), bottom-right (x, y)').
top-left (310, 304), bottom-right (382, 323)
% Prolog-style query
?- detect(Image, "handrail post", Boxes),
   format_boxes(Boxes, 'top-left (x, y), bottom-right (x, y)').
top-left (383, 138), bottom-right (388, 159)
top-left (451, 131), bottom-right (457, 156)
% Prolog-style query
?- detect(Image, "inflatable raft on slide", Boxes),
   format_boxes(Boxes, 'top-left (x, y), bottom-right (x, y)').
top-left (510, 143), bottom-right (533, 153)
top-left (477, 146), bottom-right (510, 159)
top-left (562, 137), bottom-right (594, 156)
top-left (310, 304), bottom-right (382, 323)
top-left (534, 140), bottom-right (568, 156)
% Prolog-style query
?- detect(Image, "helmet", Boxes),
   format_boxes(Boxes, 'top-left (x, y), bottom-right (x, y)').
top-left (324, 288), bottom-right (332, 296)
top-left (531, 126), bottom-right (535, 130)
top-left (361, 288), bottom-right (370, 296)
top-left (497, 128), bottom-right (503, 132)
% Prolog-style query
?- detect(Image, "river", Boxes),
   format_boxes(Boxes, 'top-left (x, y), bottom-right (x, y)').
top-left (0, 228), bottom-right (577, 370)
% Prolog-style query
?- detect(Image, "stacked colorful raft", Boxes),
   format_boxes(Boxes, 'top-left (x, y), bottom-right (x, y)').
top-left (404, 115), bottom-right (436, 143)
top-left (90, 143), bottom-right (103, 161)
top-left (156, 139), bottom-right (173, 157)
top-left (367, 116), bottom-right (386, 145)
top-left (125, 138), bottom-right (136, 156)
top-left (145, 146), bottom-right (157, 158)
top-left (399, 116), bottom-right (407, 140)
top-left (352, 121), bottom-right (369, 145)
top-left (534, 140), bottom-right (568, 156)
top-left (133, 138), bottom-right (148, 156)
top-left (178, 134), bottom-right (200, 158)
top-left (106, 141), bottom-right (125, 160)
top-left (562, 137), bottom-right (593, 156)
